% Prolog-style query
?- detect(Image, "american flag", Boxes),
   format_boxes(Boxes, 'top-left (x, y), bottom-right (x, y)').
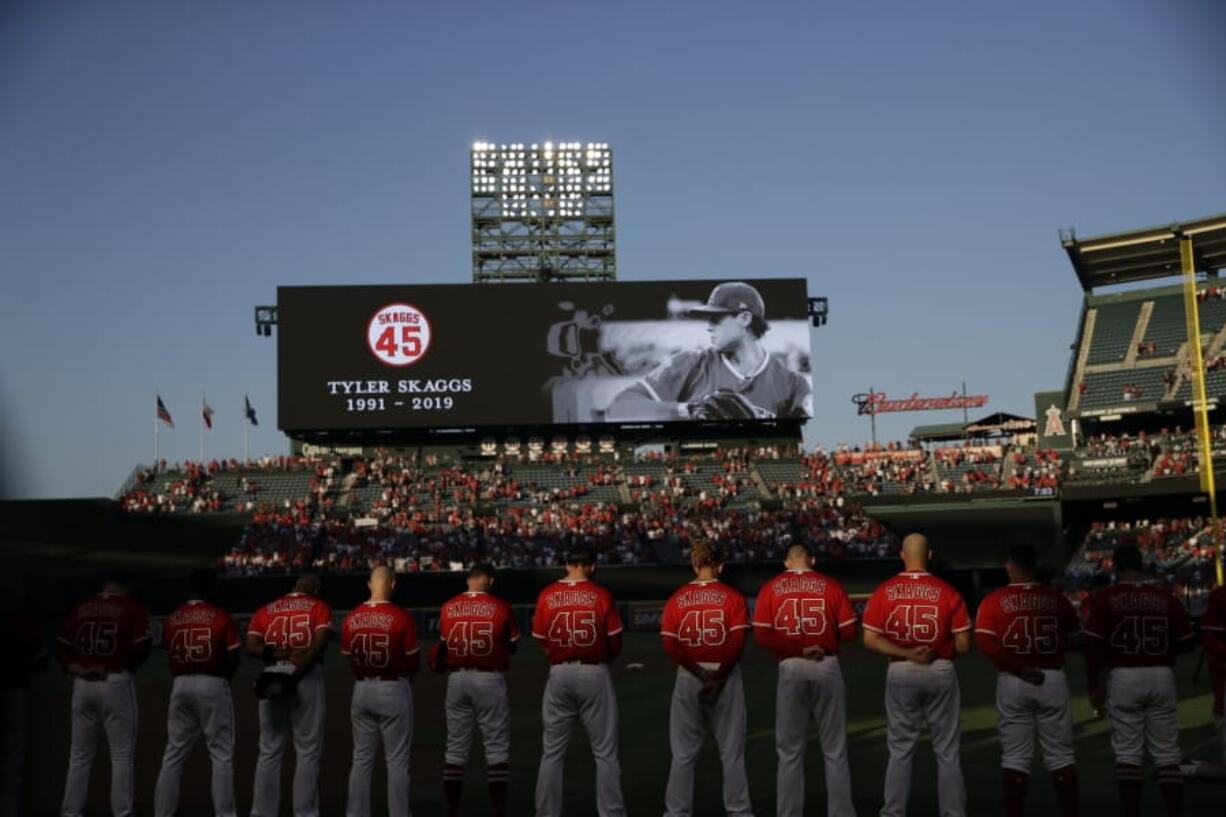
top-left (156, 396), bottom-right (175, 428)
top-left (202, 396), bottom-right (215, 429)
top-left (244, 394), bottom-right (259, 426)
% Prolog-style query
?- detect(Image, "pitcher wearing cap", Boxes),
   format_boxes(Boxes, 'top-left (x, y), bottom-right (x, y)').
top-left (606, 281), bottom-right (813, 421)
top-left (531, 549), bottom-right (627, 817)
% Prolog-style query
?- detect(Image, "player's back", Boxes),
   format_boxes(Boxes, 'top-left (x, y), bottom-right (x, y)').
top-left (250, 591), bottom-right (332, 651)
top-left (863, 571), bottom-right (970, 660)
top-left (753, 568), bottom-right (856, 655)
top-left (975, 583), bottom-right (1079, 670)
top-left (439, 590), bottom-right (518, 670)
top-left (662, 579), bottom-right (751, 667)
top-left (1082, 581), bottom-right (1193, 668)
top-left (58, 592), bottom-right (150, 672)
top-left (533, 579), bottom-right (621, 664)
top-left (163, 599), bottom-right (238, 677)
top-left (340, 601), bottom-right (419, 678)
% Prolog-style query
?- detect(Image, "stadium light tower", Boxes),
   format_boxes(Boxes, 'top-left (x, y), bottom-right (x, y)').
top-left (471, 141), bottom-right (616, 282)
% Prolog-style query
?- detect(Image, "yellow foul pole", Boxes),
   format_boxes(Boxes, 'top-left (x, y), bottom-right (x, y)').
top-left (1180, 235), bottom-right (1224, 586)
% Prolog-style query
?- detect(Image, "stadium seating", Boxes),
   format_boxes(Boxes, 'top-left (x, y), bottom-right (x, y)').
top-left (1085, 300), bottom-right (1144, 365)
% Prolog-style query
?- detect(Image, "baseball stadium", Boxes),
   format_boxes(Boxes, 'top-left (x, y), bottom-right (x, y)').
top-left (4, 5), bottom-right (1226, 817)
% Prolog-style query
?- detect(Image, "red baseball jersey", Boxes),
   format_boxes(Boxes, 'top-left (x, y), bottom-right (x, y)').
top-left (1202, 585), bottom-right (1226, 716)
top-left (862, 572), bottom-right (971, 660)
top-left (1082, 581), bottom-right (1193, 668)
top-left (439, 590), bottom-right (519, 671)
top-left (752, 569), bottom-right (857, 658)
top-left (248, 591), bottom-right (333, 651)
top-left (974, 583), bottom-right (1080, 672)
top-left (162, 599), bottom-right (240, 678)
top-left (532, 579), bottom-right (623, 665)
top-left (340, 601), bottom-right (420, 679)
top-left (56, 593), bottom-right (151, 674)
top-left (661, 579), bottom-right (752, 671)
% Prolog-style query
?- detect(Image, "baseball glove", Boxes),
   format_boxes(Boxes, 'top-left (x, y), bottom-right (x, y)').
top-left (687, 389), bottom-right (760, 420)
top-left (427, 642), bottom-right (447, 674)
top-left (253, 670), bottom-right (298, 701)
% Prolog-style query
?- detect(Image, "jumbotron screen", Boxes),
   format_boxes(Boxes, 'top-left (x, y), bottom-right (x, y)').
top-left (277, 278), bottom-right (814, 432)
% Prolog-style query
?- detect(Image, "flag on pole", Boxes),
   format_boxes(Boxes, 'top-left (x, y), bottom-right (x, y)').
top-left (156, 395), bottom-right (175, 428)
top-left (244, 395), bottom-right (259, 426)
top-left (202, 396), bottom-right (215, 429)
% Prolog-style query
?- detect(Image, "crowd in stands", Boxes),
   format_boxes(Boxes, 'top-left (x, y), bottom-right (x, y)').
top-left (1063, 517), bottom-right (1219, 612)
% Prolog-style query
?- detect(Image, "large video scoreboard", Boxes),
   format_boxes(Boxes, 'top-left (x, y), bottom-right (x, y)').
top-left (277, 278), bottom-right (813, 432)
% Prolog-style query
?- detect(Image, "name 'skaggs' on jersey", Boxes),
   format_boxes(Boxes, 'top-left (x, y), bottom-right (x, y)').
top-left (1082, 581), bottom-right (1194, 667)
top-left (439, 590), bottom-right (519, 670)
top-left (973, 583), bottom-right (1080, 672)
top-left (340, 601), bottom-right (420, 678)
top-left (162, 599), bottom-right (240, 677)
top-left (661, 580), bottom-right (752, 672)
top-left (532, 579), bottom-right (623, 664)
top-left (752, 568), bottom-right (857, 658)
top-left (248, 591), bottom-right (333, 655)
top-left (862, 572), bottom-right (971, 659)
top-left (56, 593), bottom-right (151, 673)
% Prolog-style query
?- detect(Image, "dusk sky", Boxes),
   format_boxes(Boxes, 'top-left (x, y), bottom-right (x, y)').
top-left (3, 0), bottom-right (1224, 498)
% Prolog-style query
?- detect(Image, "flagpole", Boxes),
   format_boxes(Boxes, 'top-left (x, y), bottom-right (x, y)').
top-left (199, 391), bottom-right (205, 463)
top-left (154, 394), bottom-right (160, 471)
top-left (243, 395), bottom-right (250, 464)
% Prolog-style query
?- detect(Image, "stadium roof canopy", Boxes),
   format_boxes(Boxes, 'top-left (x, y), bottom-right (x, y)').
top-left (1061, 212), bottom-right (1226, 292)
top-left (910, 412), bottom-right (1036, 443)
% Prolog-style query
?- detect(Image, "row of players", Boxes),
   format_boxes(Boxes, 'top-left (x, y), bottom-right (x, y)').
top-left (48, 536), bottom-right (1226, 817)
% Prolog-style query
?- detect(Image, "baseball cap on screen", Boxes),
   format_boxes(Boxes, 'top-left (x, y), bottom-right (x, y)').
top-left (686, 282), bottom-right (766, 320)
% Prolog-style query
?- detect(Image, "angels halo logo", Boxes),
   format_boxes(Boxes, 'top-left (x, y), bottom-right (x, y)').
top-left (367, 302), bottom-right (432, 367)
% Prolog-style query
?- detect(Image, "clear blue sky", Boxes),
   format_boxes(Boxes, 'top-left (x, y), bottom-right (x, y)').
top-left (2, 0), bottom-right (1224, 499)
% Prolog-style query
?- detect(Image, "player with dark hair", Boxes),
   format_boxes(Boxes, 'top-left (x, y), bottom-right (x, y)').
top-left (432, 563), bottom-right (519, 817)
top-left (246, 574), bottom-right (333, 817)
top-left (661, 540), bottom-right (755, 817)
top-left (974, 544), bottom-right (1081, 817)
top-left (862, 533), bottom-right (972, 817)
top-left (606, 281), bottom-right (812, 421)
top-left (532, 549), bottom-right (626, 817)
top-left (57, 570), bottom-right (151, 817)
top-left (753, 543), bottom-right (858, 817)
top-left (1082, 544), bottom-right (1194, 817)
top-left (153, 569), bottom-right (241, 817)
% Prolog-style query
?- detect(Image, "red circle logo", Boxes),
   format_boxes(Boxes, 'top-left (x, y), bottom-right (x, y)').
top-left (367, 303), bottom-right (432, 367)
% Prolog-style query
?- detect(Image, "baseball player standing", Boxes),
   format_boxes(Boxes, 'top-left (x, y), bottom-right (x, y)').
top-left (862, 533), bottom-right (971, 817)
top-left (340, 566), bottom-right (420, 817)
top-left (430, 563), bottom-right (519, 817)
top-left (532, 548), bottom-right (627, 817)
top-left (153, 570), bottom-right (240, 817)
top-left (245, 574), bottom-right (333, 817)
top-left (661, 540), bottom-right (755, 817)
top-left (56, 571), bottom-right (151, 817)
top-left (1082, 544), bottom-right (1193, 817)
top-left (1199, 581), bottom-right (1226, 770)
top-left (752, 543), bottom-right (857, 817)
top-left (2, 595), bottom-right (46, 817)
top-left (973, 545), bottom-right (1081, 817)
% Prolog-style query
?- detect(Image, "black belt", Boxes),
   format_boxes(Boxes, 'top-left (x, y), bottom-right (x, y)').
top-left (357, 674), bottom-right (406, 682)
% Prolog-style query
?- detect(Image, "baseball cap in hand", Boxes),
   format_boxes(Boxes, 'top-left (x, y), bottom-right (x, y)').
top-left (687, 282), bottom-right (766, 320)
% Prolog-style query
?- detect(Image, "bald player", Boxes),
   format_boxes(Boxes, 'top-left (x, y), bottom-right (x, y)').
top-left (753, 543), bottom-right (858, 817)
top-left (606, 281), bottom-right (812, 421)
top-left (246, 575), bottom-right (333, 817)
top-left (154, 570), bottom-right (240, 817)
top-left (974, 544), bottom-right (1081, 817)
top-left (340, 566), bottom-right (420, 817)
top-left (1082, 544), bottom-right (1193, 817)
top-left (57, 571), bottom-right (151, 817)
top-left (532, 549), bottom-right (626, 817)
top-left (863, 533), bottom-right (971, 817)
top-left (661, 540), bottom-right (755, 817)
top-left (432, 563), bottom-right (519, 817)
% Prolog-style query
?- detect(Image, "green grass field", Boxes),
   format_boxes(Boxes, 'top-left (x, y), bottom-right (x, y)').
top-left (24, 632), bottom-right (1223, 815)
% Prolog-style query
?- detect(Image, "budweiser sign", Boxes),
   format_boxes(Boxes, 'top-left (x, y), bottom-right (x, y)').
top-left (852, 390), bottom-right (989, 416)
